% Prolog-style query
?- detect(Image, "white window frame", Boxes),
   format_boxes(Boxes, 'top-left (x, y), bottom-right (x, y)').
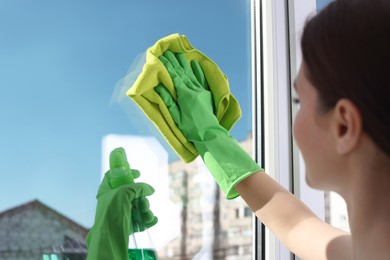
top-left (252, 0), bottom-right (324, 259)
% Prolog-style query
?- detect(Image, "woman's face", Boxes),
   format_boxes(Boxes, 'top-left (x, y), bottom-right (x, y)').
top-left (293, 65), bottom-right (340, 190)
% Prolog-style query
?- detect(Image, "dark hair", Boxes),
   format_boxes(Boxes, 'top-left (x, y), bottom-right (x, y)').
top-left (301, 0), bottom-right (390, 156)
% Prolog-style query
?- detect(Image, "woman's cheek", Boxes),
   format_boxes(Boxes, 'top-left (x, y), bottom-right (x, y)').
top-left (293, 110), bottom-right (305, 149)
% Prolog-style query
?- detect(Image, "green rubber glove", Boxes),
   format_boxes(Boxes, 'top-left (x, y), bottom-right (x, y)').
top-left (155, 50), bottom-right (262, 199)
top-left (86, 148), bottom-right (158, 260)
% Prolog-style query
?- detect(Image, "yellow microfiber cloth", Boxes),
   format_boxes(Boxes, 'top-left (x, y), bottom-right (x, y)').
top-left (126, 33), bottom-right (241, 163)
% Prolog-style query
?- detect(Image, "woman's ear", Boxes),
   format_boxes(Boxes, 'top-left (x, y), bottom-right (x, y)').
top-left (332, 99), bottom-right (363, 154)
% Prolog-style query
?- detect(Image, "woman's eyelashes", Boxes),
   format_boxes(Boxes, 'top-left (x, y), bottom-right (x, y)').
top-left (292, 97), bottom-right (300, 104)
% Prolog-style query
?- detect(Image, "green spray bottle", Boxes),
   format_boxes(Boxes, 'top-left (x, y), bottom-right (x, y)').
top-left (109, 147), bottom-right (158, 260)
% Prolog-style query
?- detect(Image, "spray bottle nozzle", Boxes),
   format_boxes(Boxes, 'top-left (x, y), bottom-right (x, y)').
top-left (109, 147), bottom-right (134, 188)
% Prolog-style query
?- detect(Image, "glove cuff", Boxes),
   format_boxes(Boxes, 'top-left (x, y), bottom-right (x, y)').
top-left (193, 131), bottom-right (263, 199)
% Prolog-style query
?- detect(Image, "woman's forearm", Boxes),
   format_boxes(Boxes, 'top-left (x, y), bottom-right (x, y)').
top-left (236, 171), bottom-right (352, 260)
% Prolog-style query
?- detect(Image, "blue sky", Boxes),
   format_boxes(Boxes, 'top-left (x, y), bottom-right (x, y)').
top-left (0, 0), bottom-right (252, 227)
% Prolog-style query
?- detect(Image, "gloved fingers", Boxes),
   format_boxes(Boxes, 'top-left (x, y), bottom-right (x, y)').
top-left (136, 197), bottom-right (158, 229)
top-left (145, 216), bottom-right (158, 229)
top-left (155, 84), bottom-right (182, 126)
top-left (133, 198), bottom-right (153, 221)
top-left (191, 60), bottom-right (210, 91)
top-left (176, 53), bottom-right (203, 89)
top-left (141, 210), bottom-right (155, 223)
top-left (130, 197), bottom-right (153, 231)
top-left (137, 196), bottom-right (150, 212)
top-left (136, 198), bottom-right (157, 225)
top-left (131, 211), bottom-right (158, 231)
top-left (175, 53), bottom-right (192, 74)
top-left (130, 182), bottom-right (155, 198)
top-left (131, 169), bottom-right (140, 179)
top-left (163, 50), bottom-right (184, 76)
top-left (159, 52), bottom-right (198, 92)
top-left (159, 55), bottom-right (185, 89)
top-left (155, 84), bottom-right (175, 107)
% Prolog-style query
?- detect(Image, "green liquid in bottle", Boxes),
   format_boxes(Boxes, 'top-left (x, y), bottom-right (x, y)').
top-left (128, 248), bottom-right (158, 260)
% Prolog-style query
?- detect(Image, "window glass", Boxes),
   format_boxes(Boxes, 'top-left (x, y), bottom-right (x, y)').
top-left (0, 0), bottom-right (253, 259)
top-left (317, 0), bottom-right (334, 10)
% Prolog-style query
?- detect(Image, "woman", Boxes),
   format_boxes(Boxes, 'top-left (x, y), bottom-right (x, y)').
top-left (156, 0), bottom-right (390, 258)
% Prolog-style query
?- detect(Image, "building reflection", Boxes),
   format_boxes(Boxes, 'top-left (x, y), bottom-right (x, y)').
top-left (158, 134), bottom-right (254, 260)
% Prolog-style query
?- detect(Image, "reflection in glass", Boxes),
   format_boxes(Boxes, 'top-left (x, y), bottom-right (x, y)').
top-left (101, 133), bottom-right (254, 259)
top-left (157, 135), bottom-right (254, 259)
top-left (0, 0), bottom-right (252, 259)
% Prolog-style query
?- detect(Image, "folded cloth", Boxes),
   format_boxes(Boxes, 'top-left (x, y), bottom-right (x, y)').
top-left (127, 33), bottom-right (241, 163)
